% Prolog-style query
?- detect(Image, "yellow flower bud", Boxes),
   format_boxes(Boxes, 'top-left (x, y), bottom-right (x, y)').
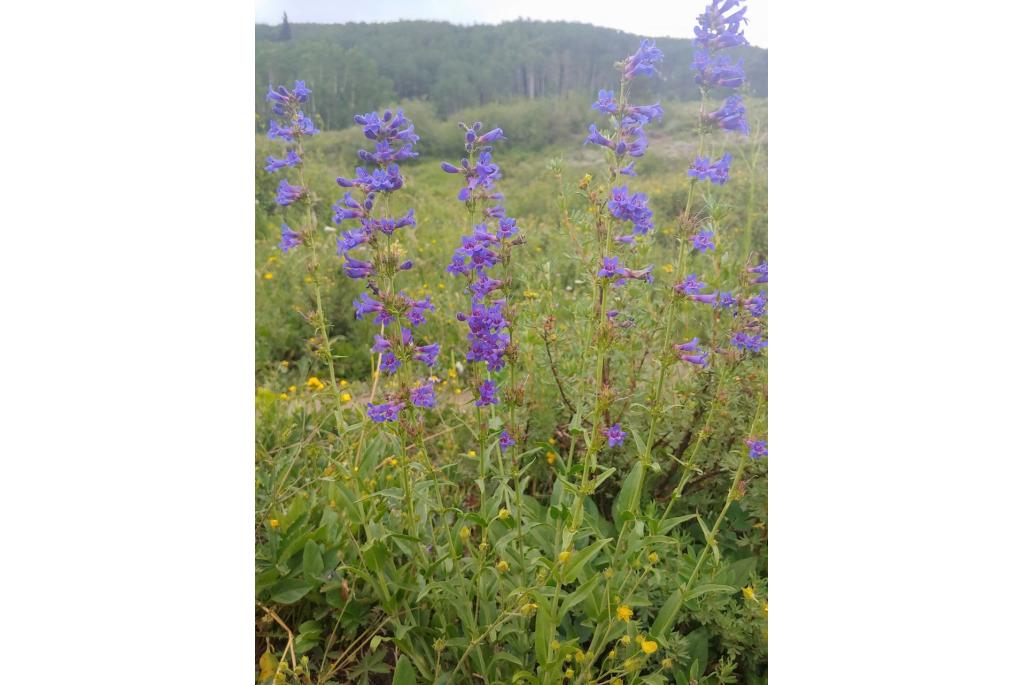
top-left (496, 560), bottom-right (510, 573)
top-left (268, 519), bottom-right (279, 529)
top-left (498, 508), bottom-right (510, 520)
top-left (558, 550), bottom-right (571, 564)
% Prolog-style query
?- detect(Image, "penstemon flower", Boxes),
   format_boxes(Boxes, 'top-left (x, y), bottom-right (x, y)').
top-left (603, 423), bottom-right (626, 447)
top-left (691, 228), bottom-right (716, 253)
top-left (333, 108), bottom-right (439, 423)
top-left (746, 438), bottom-right (768, 459)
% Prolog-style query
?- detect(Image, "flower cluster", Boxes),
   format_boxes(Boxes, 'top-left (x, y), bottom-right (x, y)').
top-left (695, 0), bottom-right (750, 136)
top-left (333, 109), bottom-right (438, 423)
top-left (264, 80), bottom-right (320, 253)
top-left (443, 122), bottom-right (523, 405)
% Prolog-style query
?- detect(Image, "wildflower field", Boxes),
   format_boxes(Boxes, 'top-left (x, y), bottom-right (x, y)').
top-left (255, 5), bottom-right (768, 684)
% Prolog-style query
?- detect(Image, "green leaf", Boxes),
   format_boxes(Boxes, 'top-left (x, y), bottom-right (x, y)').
top-left (650, 588), bottom-right (683, 639)
top-left (558, 572), bottom-right (601, 620)
top-left (302, 540), bottom-right (324, 578)
top-left (269, 577), bottom-right (312, 605)
top-left (685, 584), bottom-right (736, 600)
top-left (562, 538), bottom-right (610, 584)
top-left (612, 462), bottom-right (643, 528)
top-left (392, 654), bottom-right (417, 685)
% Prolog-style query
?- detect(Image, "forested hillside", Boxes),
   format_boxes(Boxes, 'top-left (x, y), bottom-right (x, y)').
top-left (255, 18), bottom-right (767, 129)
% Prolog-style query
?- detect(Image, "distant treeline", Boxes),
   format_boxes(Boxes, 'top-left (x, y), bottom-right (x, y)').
top-left (255, 19), bottom-right (767, 130)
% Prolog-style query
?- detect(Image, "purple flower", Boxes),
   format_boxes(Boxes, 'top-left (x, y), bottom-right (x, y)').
top-left (403, 295), bottom-right (435, 327)
top-left (692, 50), bottom-right (746, 89)
top-left (585, 124), bottom-right (615, 150)
top-left (414, 342), bottom-right (440, 367)
top-left (608, 186), bottom-right (654, 235)
top-left (709, 153), bottom-right (732, 185)
top-left (623, 103), bottom-right (664, 125)
top-left (592, 89), bottom-right (617, 114)
top-left (692, 229), bottom-right (716, 253)
top-left (675, 274), bottom-right (706, 296)
top-left (275, 179), bottom-right (305, 206)
top-left (717, 291), bottom-right (738, 310)
top-left (380, 352), bottom-right (401, 374)
top-left (367, 401), bottom-right (404, 423)
top-left (264, 149), bottom-right (302, 173)
top-left (694, 0), bottom-right (749, 53)
top-left (676, 340), bottom-right (710, 366)
top-left (370, 334), bottom-right (391, 353)
top-left (745, 291), bottom-right (767, 317)
top-left (746, 438), bottom-right (767, 459)
top-left (690, 292), bottom-right (717, 305)
top-left (706, 95), bottom-right (749, 135)
top-left (622, 39), bottom-right (664, 80)
top-left (731, 331), bottom-right (767, 353)
top-left (603, 423), bottom-right (626, 447)
top-left (353, 292), bottom-right (391, 325)
top-left (598, 256), bottom-right (622, 279)
top-left (498, 431), bottom-right (515, 452)
top-left (278, 224), bottom-right (301, 253)
top-left (674, 337), bottom-right (701, 353)
top-left (748, 261), bottom-right (768, 284)
top-left (331, 192), bottom-right (370, 224)
top-left (337, 228), bottom-right (369, 255)
top-left (342, 254), bottom-right (375, 280)
top-left (410, 383), bottom-right (436, 409)
top-left (352, 108), bottom-right (419, 164)
top-left (476, 379), bottom-right (499, 407)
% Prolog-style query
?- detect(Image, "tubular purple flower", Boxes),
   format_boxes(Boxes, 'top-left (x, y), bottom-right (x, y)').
top-left (675, 274), bottom-right (706, 295)
top-left (278, 224), bottom-right (302, 253)
top-left (367, 401), bottom-right (404, 423)
top-left (675, 337), bottom-right (701, 353)
top-left (353, 293), bottom-right (392, 325)
top-left (706, 95), bottom-right (749, 135)
top-left (275, 179), bottom-right (305, 206)
top-left (745, 291), bottom-right (767, 317)
top-left (622, 39), bottom-right (664, 80)
top-left (748, 261), bottom-right (768, 283)
top-left (342, 255), bottom-right (375, 280)
top-left (380, 352), bottom-right (401, 374)
top-left (265, 150), bottom-right (302, 173)
top-left (498, 431), bottom-right (515, 452)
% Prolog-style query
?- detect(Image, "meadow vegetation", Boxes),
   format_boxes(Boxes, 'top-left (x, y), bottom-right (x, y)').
top-left (256, 11), bottom-right (767, 685)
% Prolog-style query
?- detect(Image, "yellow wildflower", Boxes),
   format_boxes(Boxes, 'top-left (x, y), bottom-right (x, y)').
top-left (341, 392), bottom-right (352, 402)
top-left (565, 668), bottom-right (574, 679)
top-left (263, 273), bottom-right (274, 280)
top-left (558, 550), bottom-right (571, 564)
top-left (640, 639), bottom-right (658, 655)
top-left (496, 560), bottom-right (510, 573)
top-left (288, 385), bottom-right (297, 393)
top-left (616, 605), bottom-right (633, 622)
top-left (607, 650), bottom-right (616, 660)
top-left (268, 519), bottom-right (279, 529)
top-left (306, 376), bottom-right (325, 391)
top-left (278, 393), bottom-right (288, 400)
top-left (388, 457), bottom-right (399, 467)
top-left (339, 379), bottom-right (348, 387)
top-left (303, 274), bottom-right (313, 284)
top-left (438, 282), bottom-right (445, 289)
top-left (459, 526), bottom-right (471, 541)
top-left (742, 586), bottom-right (756, 601)
top-left (546, 451), bottom-right (557, 465)
top-left (548, 437), bottom-right (556, 445)
top-left (467, 449), bottom-right (477, 458)
top-left (498, 508), bottom-right (510, 520)
top-left (648, 552), bottom-right (659, 564)
top-left (620, 635), bottom-right (631, 645)
top-left (448, 368), bottom-right (458, 378)
top-left (454, 387), bottom-right (462, 394)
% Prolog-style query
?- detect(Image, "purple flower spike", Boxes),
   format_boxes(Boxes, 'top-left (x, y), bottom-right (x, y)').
top-left (498, 431), bottom-right (515, 452)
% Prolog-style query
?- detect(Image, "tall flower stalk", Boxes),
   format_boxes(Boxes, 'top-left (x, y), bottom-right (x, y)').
top-left (333, 108), bottom-right (439, 534)
top-left (627, 0), bottom-right (753, 517)
top-left (265, 81), bottom-right (349, 431)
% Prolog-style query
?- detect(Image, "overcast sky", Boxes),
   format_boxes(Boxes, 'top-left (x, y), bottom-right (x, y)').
top-left (254, 0), bottom-right (770, 49)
